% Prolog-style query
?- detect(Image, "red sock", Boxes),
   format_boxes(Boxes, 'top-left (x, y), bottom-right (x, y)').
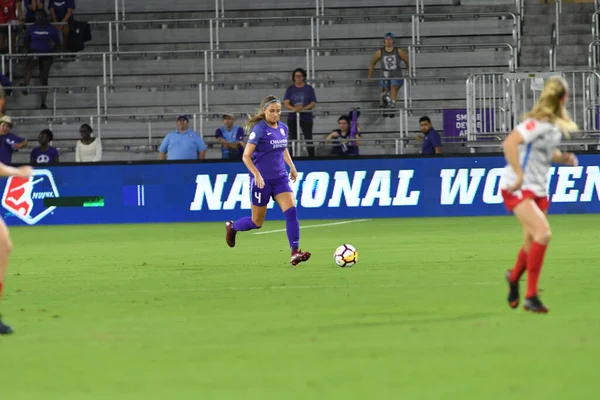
top-left (526, 241), bottom-right (548, 298)
top-left (509, 248), bottom-right (528, 283)
top-left (0, 281), bottom-right (3, 300)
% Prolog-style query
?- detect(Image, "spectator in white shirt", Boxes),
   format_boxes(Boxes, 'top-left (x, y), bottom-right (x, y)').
top-left (75, 123), bottom-right (101, 162)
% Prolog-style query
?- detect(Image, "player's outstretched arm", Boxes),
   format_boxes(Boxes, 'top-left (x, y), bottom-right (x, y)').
top-left (0, 164), bottom-right (33, 178)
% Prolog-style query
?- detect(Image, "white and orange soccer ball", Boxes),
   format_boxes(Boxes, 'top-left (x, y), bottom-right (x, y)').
top-left (334, 244), bottom-right (358, 268)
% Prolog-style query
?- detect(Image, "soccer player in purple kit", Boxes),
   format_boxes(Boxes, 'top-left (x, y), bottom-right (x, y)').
top-left (225, 95), bottom-right (311, 266)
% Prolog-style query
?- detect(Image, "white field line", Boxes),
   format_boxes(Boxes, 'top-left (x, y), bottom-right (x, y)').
top-left (253, 219), bottom-right (371, 235)
top-left (8, 281), bottom-right (500, 296)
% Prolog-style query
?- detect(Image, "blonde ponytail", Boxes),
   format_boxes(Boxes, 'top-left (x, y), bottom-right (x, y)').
top-left (524, 75), bottom-right (578, 136)
top-left (243, 95), bottom-right (281, 134)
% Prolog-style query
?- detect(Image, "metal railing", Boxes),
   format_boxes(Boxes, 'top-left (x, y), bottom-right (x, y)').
top-left (550, 23), bottom-right (557, 72)
top-left (555, 0), bottom-right (562, 45)
top-left (466, 70), bottom-right (600, 139)
top-left (411, 12), bottom-right (519, 49)
top-left (11, 111), bottom-right (205, 144)
top-left (593, 10), bottom-right (600, 41)
top-left (1, 42), bottom-right (516, 108)
top-left (115, 0), bottom-right (125, 21)
top-left (407, 43), bottom-right (516, 77)
top-left (9, 107), bottom-right (411, 157)
top-left (589, 39), bottom-right (600, 70)
top-left (4, 72), bottom-right (529, 144)
top-left (13, 104), bottom-right (600, 157)
top-left (108, 0), bottom-right (523, 56)
top-left (108, 12), bottom-right (519, 57)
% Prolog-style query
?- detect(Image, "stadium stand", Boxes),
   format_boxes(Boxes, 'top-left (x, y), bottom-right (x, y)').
top-left (1, 0), bottom-right (596, 162)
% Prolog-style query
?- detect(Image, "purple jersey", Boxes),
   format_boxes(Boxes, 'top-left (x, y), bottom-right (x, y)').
top-left (50, 0), bottom-right (75, 21)
top-left (25, 24), bottom-right (61, 53)
top-left (247, 120), bottom-right (288, 180)
top-left (0, 132), bottom-right (25, 164)
top-left (30, 146), bottom-right (59, 164)
top-left (283, 84), bottom-right (317, 122)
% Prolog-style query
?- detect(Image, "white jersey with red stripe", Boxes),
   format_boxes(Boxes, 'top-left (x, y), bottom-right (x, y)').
top-left (499, 118), bottom-right (562, 197)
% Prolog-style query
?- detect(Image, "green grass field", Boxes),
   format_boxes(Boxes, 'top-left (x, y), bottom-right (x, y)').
top-left (1, 215), bottom-right (599, 399)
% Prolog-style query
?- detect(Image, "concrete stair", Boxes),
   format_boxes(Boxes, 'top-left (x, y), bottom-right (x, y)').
top-left (519, 0), bottom-right (594, 70)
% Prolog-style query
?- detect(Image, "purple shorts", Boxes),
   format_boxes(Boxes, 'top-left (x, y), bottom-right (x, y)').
top-left (250, 176), bottom-right (292, 206)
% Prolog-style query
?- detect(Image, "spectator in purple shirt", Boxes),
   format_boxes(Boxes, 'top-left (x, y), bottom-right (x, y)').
top-left (0, 115), bottom-right (27, 164)
top-left (419, 116), bottom-right (441, 155)
top-left (22, 10), bottom-right (60, 110)
top-left (283, 67), bottom-right (317, 157)
top-left (30, 128), bottom-right (59, 164)
top-left (49, 0), bottom-right (74, 46)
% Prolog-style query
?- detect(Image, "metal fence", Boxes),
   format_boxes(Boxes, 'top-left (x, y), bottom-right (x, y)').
top-left (466, 71), bottom-right (600, 141)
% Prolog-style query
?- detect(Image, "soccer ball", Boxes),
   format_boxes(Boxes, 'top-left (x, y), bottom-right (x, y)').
top-left (334, 244), bottom-right (358, 268)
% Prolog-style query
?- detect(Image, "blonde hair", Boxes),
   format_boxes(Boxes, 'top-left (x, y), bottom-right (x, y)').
top-left (524, 76), bottom-right (578, 136)
top-left (243, 95), bottom-right (281, 133)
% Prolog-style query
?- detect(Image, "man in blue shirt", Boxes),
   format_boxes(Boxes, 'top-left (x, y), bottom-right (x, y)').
top-left (215, 112), bottom-right (245, 161)
top-left (159, 115), bottom-right (207, 160)
top-left (0, 115), bottom-right (28, 165)
top-left (419, 116), bottom-right (442, 155)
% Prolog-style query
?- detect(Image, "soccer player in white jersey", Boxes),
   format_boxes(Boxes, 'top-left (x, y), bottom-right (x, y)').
top-left (499, 76), bottom-right (578, 314)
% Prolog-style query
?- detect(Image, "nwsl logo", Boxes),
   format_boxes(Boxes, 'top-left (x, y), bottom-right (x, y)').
top-left (1, 169), bottom-right (59, 225)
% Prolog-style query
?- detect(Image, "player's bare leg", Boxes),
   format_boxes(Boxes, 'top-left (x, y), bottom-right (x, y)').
top-left (226, 205), bottom-right (265, 248)
top-left (275, 192), bottom-right (310, 266)
top-left (0, 218), bottom-right (14, 334)
top-left (514, 200), bottom-right (551, 313)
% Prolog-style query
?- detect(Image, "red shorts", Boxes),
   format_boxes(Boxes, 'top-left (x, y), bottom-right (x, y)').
top-left (501, 189), bottom-right (550, 213)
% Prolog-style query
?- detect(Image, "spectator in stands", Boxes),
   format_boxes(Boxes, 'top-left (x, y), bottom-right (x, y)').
top-left (76, 123), bottom-right (102, 162)
top-left (0, 73), bottom-right (11, 116)
top-left (283, 67), bottom-right (317, 157)
top-left (0, 115), bottom-right (27, 164)
top-left (159, 115), bottom-right (207, 161)
top-left (22, 9), bottom-right (60, 110)
top-left (215, 112), bottom-right (245, 161)
top-left (0, 0), bottom-right (24, 53)
top-left (368, 32), bottom-right (409, 112)
top-left (24, 0), bottom-right (45, 24)
top-left (0, 90), bottom-right (5, 117)
top-left (30, 128), bottom-right (58, 164)
top-left (49, 0), bottom-right (74, 46)
top-left (325, 115), bottom-right (361, 157)
top-left (419, 116), bottom-right (441, 155)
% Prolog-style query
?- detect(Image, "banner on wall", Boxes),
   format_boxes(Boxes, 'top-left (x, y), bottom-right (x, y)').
top-left (1, 155), bottom-right (600, 226)
top-left (442, 109), bottom-right (495, 141)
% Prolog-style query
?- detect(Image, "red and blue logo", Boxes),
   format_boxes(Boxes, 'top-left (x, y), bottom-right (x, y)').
top-left (1, 169), bottom-right (59, 225)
